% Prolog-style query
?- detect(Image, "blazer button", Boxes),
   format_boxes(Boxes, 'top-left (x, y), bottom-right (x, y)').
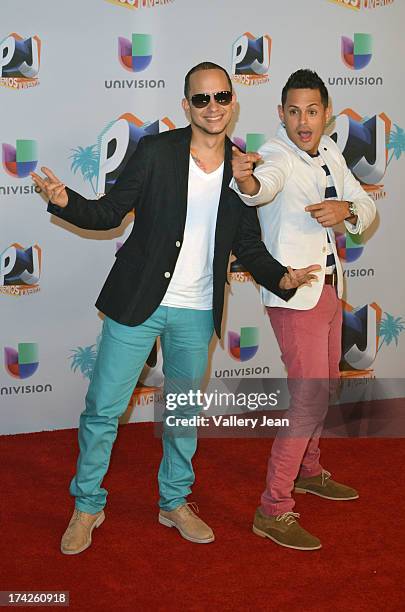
top-left (164, 271), bottom-right (171, 278)
top-left (176, 241), bottom-right (181, 247)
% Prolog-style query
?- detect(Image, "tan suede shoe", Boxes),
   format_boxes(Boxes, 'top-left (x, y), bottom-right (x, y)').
top-left (159, 503), bottom-right (214, 543)
top-left (60, 509), bottom-right (105, 555)
top-left (294, 469), bottom-right (359, 500)
top-left (253, 508), bottom-right (321, 550)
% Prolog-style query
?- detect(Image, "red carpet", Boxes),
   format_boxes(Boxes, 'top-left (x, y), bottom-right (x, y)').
top-left (1, 424), bottom-right (404, 611)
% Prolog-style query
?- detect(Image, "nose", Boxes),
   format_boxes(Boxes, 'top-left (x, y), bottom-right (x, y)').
top-left (298, 110), bottom-right (309, 125)
top-left (206, 95), bottom-right (220, 111)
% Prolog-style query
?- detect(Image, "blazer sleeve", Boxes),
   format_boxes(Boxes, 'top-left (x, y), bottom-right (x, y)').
top-left (340, 152), bottom-right (377, 235)
top-left (230, 145), bottom-right (291, 206)
top-left (232, 203), bottom-right (295, 302)
top-left (47, 136), bottom-right (150, 230)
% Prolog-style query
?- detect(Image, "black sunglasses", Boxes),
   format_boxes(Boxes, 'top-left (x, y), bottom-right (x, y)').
top-left (190, 90), bottom-right (233, 108)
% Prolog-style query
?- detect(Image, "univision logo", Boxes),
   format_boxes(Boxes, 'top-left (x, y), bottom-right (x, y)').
top-left (106, 33), bottom-right (165, 89)
top-left (119, 34), bottom-right (152, 72)
top-left (228, 327), bottom-right (259, 362)
top-left (2, 140), bottom-right (38, 178)
top-left (2, 342), bottom-right (53, 396)
top-left (233, 133), bottom-right (267, 153)
top-left (329, 33), bottom-right (383, 87)
top-left (341, 33), bottom-right (372, 70)
top-left (336, 230), bottom-right (364, 262)
top-left (4, 343), bottom-right (39, 378)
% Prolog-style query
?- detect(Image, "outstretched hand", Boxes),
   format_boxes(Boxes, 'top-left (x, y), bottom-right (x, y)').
top-left (31, 167), bottom-right (68, 208)
top-left (279, 265), bottom-right (321, 291)
top-left (231, 146), bottom-right (261, 195)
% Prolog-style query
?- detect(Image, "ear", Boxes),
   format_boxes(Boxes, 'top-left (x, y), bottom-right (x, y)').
top-left (182, 97), bottom-right (190, 115)
top-left (231, 92), bottom-right (237, 112)
top-left (277, 104), bottom-right (285, 124)
top-left (325, 105), bottom-right (332, 123)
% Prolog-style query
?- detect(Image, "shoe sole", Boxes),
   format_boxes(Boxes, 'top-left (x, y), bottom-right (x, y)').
top-left (61, 511), bottom-right (105, 555)
top-left (294, 487), bottom-right (359, 500)
top-left (252, 525), bottom-right (322, 551)
top-left (158, 514), bottom-right (215, 544)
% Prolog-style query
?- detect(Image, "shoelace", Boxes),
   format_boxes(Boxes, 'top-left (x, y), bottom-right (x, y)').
top-left (321, 470), bottom-right (332, 487)
top-left (182, 502), bottom-right (200, 516)
top-left (73, 510), bottom-right (88, 525)
top-left (72, 509), bottom-right (100, 525)
top-left (276, 512), bottom-right (300, 526)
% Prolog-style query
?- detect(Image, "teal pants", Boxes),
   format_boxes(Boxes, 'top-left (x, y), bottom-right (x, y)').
top-left (70, 306), bottom-right (214, 513)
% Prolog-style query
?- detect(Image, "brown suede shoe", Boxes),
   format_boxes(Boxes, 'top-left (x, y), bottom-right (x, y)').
top-left (253, 508), bottom-right (321, 551)
top-left (294, 469), bottom-right (359, 500)
top-left (61, 509), bottom-right (105, 555)
top-left (159, 503), bottom-right (214, 544)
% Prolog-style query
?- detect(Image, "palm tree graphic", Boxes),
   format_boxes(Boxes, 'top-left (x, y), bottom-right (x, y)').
top-left (69, 344), bottom-right (98, 380)
top-left (387, 124), bottom-right (405, 166)
top-left (377, 312), bottom-right (405, 353)
top-left (70, 144), bottom-right (100, 194)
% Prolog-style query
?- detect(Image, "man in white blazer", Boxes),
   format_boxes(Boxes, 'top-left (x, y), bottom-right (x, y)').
top-left (231, 69), bottom-right (376, 550)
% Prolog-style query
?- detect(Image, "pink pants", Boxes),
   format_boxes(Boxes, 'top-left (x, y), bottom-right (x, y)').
top-left (261, 285), bottom-right (342, 516)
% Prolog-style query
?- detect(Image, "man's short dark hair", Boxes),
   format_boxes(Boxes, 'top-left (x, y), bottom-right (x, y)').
top-left (281, 69), bottom-right (329, 108)
top-left (184, 62), bottom-right (233, 98)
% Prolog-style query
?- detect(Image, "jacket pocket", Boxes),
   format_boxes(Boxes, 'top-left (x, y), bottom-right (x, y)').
top-left (115, 242), bottom-right (147, 269)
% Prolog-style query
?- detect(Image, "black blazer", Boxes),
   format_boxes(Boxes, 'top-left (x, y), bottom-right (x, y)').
top-left (49, 126), bottom-right (293, 337)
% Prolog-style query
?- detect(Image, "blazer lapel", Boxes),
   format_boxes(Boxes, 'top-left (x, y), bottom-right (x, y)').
top-left (214, 137), bottom-right (234, 248)
top-left (171, 126), bottom-right (192, 229)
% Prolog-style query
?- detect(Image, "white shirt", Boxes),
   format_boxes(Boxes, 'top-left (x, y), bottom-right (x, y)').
top-left (161, 155), bottom-right (223, 310)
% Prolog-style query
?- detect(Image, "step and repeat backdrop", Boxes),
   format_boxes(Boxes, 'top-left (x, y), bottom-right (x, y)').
top-left (1, 0), bottom-right (404, 434)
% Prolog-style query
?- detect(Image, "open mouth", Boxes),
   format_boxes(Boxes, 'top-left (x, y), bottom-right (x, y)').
top-left (298, 130), bottom-right (313, 143)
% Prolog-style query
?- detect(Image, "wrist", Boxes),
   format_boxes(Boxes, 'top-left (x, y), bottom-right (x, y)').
top-left (345, 200), bottom-right (358, 220)
top-left (237, 176), bottom-right (260, 196)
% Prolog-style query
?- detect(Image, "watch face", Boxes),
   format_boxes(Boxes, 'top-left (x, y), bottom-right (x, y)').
top-left (349, 202), bottom-right (357, 216)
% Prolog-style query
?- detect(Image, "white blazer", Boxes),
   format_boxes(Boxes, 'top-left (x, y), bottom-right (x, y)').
top-left (231, 125), bottom-right (376, 310)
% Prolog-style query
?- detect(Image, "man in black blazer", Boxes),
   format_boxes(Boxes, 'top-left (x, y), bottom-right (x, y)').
top-left (32, 62), bottom-right (319, 555)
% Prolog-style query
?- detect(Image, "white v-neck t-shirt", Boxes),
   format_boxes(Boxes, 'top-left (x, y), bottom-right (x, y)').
top-left (161, 155), bottom-right (224, 310)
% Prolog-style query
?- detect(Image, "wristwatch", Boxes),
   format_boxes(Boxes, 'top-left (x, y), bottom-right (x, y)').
top-left (347, 201), bottom-right (358, 218)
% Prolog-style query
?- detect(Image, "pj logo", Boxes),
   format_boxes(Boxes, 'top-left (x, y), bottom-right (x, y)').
top-left (119, 34), bottom-right (152, 72)
top-left (2, 140), bottom-right (38, 178)
top-left (329, 0), bottom-right (395, 10)
top-left (228, 327), bottom-right (259, 362)
top-left (341, 302), bottom-right (404, 373)
top-left (341, 302), bottom-right (381, 372)
top-left (0, 33), bottom-right (41, 89)
top-left (330, 109), bottom-right (392, 191)
top-left (329, 0), bottom-right (361, 9)
top-left (231, 32), bottom-right (271, 86)
top-left (70, 114), bottom-right (175, 196)
top-left (0, 244), bottom-right (41, 296)
top-left (330, 110), bottom-right (404, 261)
top-left (4, 343), bottom-right (39, 379)
top-left (106, 0), bottom-right (174, 9)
